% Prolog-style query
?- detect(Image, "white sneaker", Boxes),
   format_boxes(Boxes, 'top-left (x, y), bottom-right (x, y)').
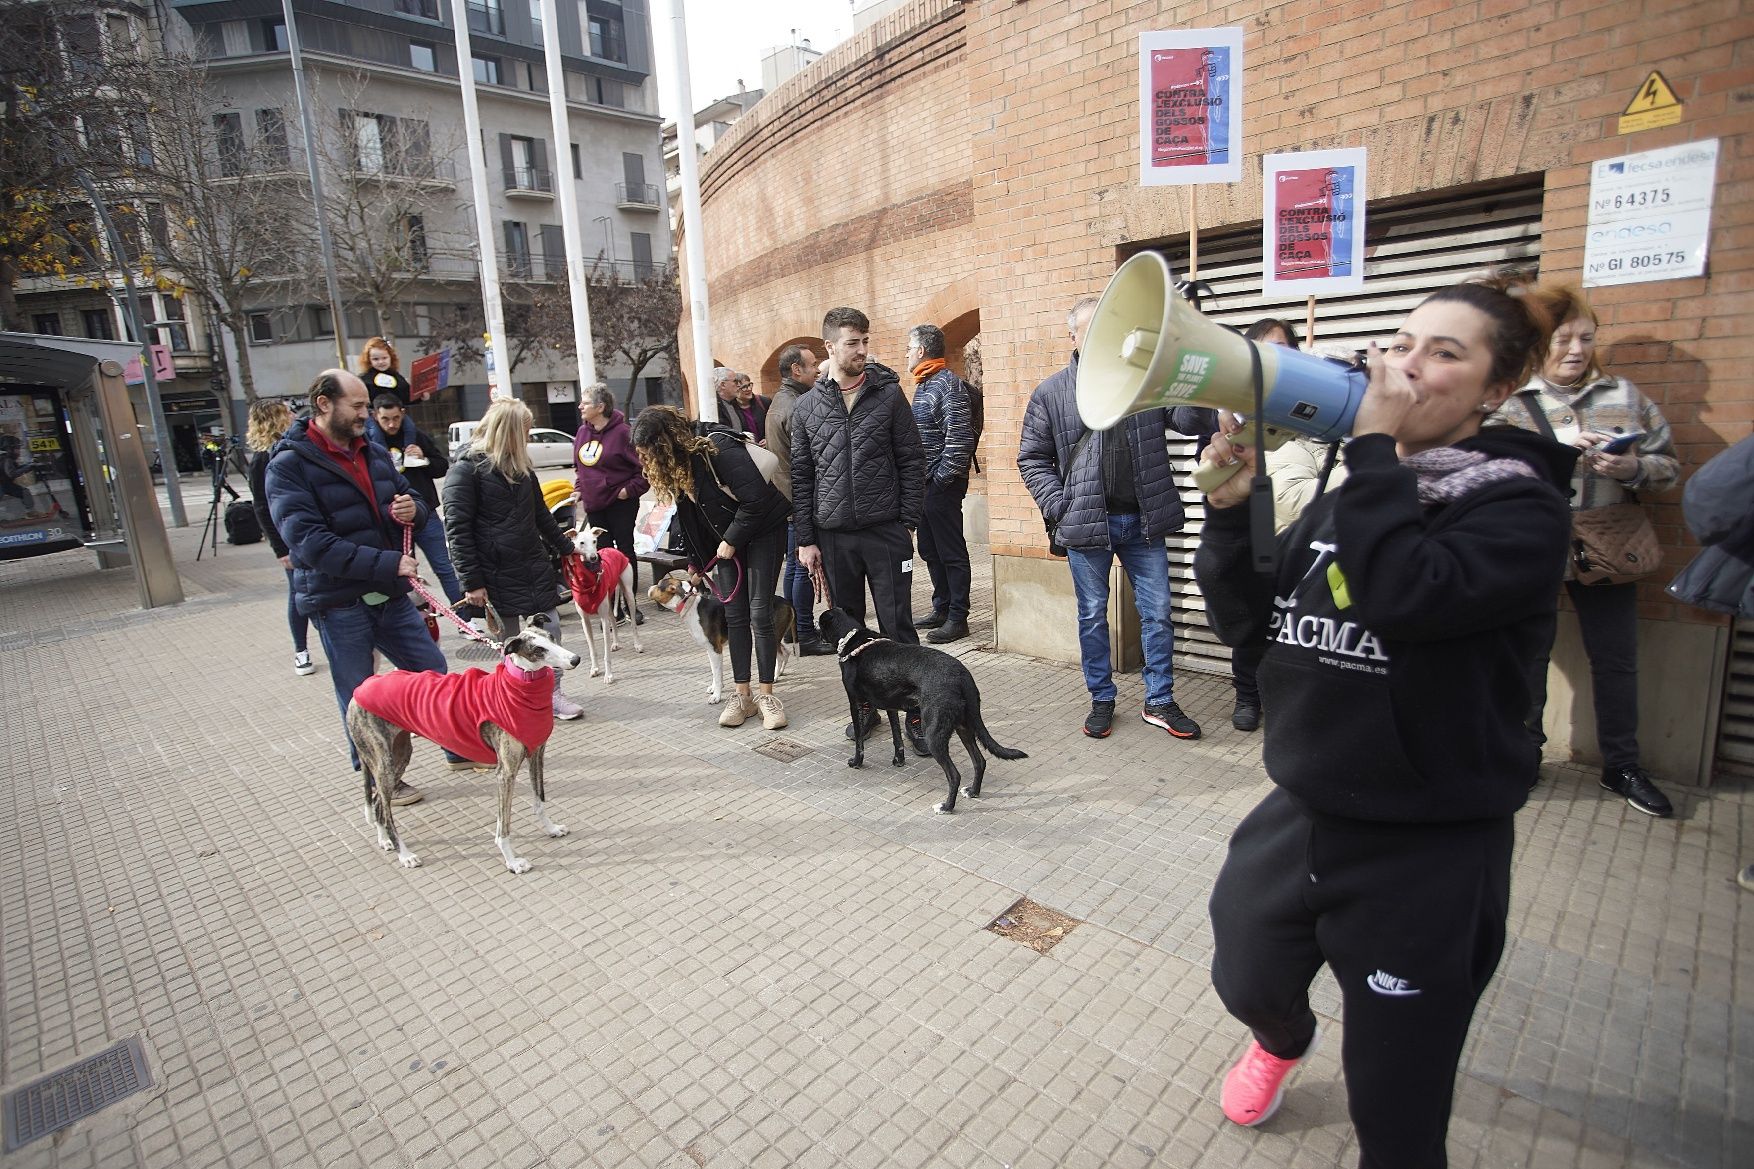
top-left (718, 694), bottom-right (759, 728)
top-left (293, 651), bottom-right (316, 676)
top-left (754, 692), bottom-right (787, 730)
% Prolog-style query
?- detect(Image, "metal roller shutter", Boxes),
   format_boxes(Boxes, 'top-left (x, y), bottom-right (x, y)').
top-left (1136, 178), bottom-right (1546, 675)
top-left (1719, 619), bottom-right (1754, 775)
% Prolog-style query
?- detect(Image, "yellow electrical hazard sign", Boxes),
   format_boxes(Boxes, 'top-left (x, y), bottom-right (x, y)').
top-left (1619, 71), bottom-right (1682, 134)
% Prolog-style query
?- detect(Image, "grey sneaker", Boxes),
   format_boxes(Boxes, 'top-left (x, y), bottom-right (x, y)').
top-left (754, 692), bottom-right (788, 730)
top-left (552, 690), bottom-right (584, 721)
top-left (719, 693), bottom-right (759, 728)
top-left (389, 780), bottom-right (423, 806)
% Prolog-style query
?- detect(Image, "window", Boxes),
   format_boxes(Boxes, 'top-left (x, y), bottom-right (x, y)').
top-left (63, 14), bottom-right (102, 81)
top-left (82, 112), bottom-right (122, 161)
top-left (129, 112), bottom-right (154, 169)
top-left (157, 295), bottom-right (189, 350)
top-left (630, 231), bottom-right (653, 279)
top-left (622, 152), bottom-right (645, 188)
top-left (589, 77), bottom-right (623, 108)
top-left (248, 312), bottom-right (274, 343)
top-left (530, 3), bottom-right (543, 43)
top-left (409, 42), bottom-right (436, 72)
top-left (404, 214), bottom-right (428, 267)
top-left (256, 108), bottom-right (289, 167)
top-left (82, 309), bottom-right (115, 340)
top-left (395, 0), bottom-right (439, 17)
top-left (503, 221), bottom-right (531, 277)
top-left (508, 135), bottom-right (540, 188)
top-left (571, 143), bottom-right (581, 180)
top-left (145, 203), bottom-right (170, 251)
top-left (213, 112), bottom-right (245, 176)
top-left (472, 54), bottom-right (501, 85)
top-left (261, 19), bottom-right (288, 52)
top-left (587, 13), bottom-right (624, 62)
top-left (32, 313), bottom-right (62, 336)
top-left (466, 0), bottom-right (504, 37)
top-left (310, 305), bottom-right (334, 338)
top-left (106, 14), bottom-right (132, 56)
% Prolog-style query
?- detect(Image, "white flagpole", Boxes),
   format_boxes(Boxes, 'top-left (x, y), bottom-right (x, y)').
top-left (539, 0), bottom-right (598, 389)
top-left (448, 0), bottom-right (510, 398)
top-left (665, 0), bottom-right (715, 420)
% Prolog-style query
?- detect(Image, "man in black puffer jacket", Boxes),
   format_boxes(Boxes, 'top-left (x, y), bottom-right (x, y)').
top-left (792, 306), bottom-right (926, 644)
top-left (267, 369), bottom-right (461, 794)
top-left (1019, 296), bottom-right (1200, 742)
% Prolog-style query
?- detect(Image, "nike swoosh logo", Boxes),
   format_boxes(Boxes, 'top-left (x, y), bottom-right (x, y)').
top-left (1367, 971), bottom-right (1421, 996)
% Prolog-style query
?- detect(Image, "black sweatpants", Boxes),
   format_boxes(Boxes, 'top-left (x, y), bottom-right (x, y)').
top-left (1209, 788), bottom-right (1512, 1169)
top-left (1524, 580), bottom-right (1640, 767)
top-left (584, 496), bottom-right (640, 613)
top-left (819, 521), bottom-right (919, 644)
top-left (1231, 636), bottom-right (1265, 705)
top-left (916, 476), bottom-right (971, 623)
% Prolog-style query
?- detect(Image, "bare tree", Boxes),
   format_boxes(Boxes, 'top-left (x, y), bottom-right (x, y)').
top-left (586, 260), bottom-right (680, 400)
top-left (422, 276), bottom-right (577, 382)
top-left (316, 72), bottom-right (466, 345)
top-left (130, 55), bottom-right (314, 403)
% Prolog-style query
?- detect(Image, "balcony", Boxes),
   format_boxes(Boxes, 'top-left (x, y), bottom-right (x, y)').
top-left (466, 1), bottom-right (505, 37)
top-left (615, 182), bottom-right (661, 211)
top-left (350, 157), bottom-right (457, 188)
top-left (505, 166), bottom-right (553, 197)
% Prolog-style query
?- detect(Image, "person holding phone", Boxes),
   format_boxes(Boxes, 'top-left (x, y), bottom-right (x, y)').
top-left (1487, 283), bottom-right (1680, 817)
top-left (1194, 274), bottom-right (1575, 1165)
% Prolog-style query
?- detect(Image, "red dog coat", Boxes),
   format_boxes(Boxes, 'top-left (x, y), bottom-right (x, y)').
top-left (353, 661), bottom-right (553, 764)
top-left (563, 546), bottom-right (629, 616)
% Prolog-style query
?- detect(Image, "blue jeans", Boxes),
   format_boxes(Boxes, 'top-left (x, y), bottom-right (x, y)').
top-left (785, 521), bottom-right (814, 641)
top-left (411, 514), bottom-right (462, 603)
top-left (1065, 513), bottom-right (1176, 707)
top-left (283, 567), bottom-right (310, 654)
top-left (312, 595), bottom-right (457, 769)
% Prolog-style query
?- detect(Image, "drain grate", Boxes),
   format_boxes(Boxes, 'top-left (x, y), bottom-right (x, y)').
top-left (987, 897), bottom-right (1082, 954)
top-left (3, 1037), bottom-right (152, 1152)
top-left (752, 737), bottom-right (814, 762)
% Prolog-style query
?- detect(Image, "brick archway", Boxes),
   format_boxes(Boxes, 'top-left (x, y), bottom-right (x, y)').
top-left (758, 335), bottom-right (824, 396)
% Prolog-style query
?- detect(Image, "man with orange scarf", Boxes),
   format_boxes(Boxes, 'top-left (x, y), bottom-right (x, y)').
top-left (907, 324), bottom-right (976, 643)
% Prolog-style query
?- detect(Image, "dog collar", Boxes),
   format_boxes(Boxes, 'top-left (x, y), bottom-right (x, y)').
top-left (660, 591), bottom-right (688, 614)
top-left (836, 630), bottom-right (890, 662)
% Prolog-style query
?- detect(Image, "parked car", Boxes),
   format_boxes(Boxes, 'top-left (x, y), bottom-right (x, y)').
top-left (447, 421), bottom-right (575, 470)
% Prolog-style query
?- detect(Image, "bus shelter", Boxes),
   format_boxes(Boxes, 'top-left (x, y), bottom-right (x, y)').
top-left (0, 332), bottom-right (182, 608)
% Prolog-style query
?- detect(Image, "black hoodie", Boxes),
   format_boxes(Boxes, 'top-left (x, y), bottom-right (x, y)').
top-left (1195, 427), bottom-right (1577, 824)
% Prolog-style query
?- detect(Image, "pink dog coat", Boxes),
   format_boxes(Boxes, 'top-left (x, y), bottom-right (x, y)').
top-left (353, 660), bottom-right (553, 764)
top-left (564, 546), bottom-right (629, 616)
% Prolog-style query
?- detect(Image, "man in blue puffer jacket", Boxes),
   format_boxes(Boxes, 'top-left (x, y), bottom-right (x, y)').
top-left (267, 369), bottom-right (465, 795)
top-left (1018, 296), bottom-right (1200, 741)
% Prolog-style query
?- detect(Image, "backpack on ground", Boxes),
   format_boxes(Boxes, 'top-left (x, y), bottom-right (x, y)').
top-left (225, 499), bottom-right (262, 545)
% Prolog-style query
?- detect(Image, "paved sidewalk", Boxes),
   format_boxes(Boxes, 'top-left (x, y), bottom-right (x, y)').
top-left (0, 516), bottom-right (1748, 1169)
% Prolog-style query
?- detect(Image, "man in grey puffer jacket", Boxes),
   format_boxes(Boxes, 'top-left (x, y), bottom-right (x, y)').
top-left (1018, 296), bottom-right (1200, 741)
top-left (793, 307), bottom-right (925, 649)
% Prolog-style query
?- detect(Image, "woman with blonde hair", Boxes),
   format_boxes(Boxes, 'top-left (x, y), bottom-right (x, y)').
top-left (632, 405), bottom-right (791, 730)
top-left (1487, 281), bottom-right (1680, 817)
top-left (443, 398), bottom-right (583, 719)
top-left (245, 398), bottom-right (315, 675)
top-left (358, 336), bottom-right (412, 407)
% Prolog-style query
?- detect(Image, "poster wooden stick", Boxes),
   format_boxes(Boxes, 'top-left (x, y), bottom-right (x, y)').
top-left (1188, 186), bottom-right (1200, 279)
top-left (1305, 295), bottom-right (1317, 349)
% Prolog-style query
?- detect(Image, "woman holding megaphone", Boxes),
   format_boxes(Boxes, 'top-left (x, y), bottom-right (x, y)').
top-left (1192, 274), bottom-right (1577, 1165)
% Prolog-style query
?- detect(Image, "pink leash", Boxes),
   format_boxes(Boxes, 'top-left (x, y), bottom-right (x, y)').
top-left (702, 554), bottom-right (744, 604)
top-left (402, 522), bottom-right (503, 652)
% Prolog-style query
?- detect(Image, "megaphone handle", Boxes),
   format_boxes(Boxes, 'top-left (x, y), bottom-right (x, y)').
top-left (1246, 344), bottom-right (1278, 574)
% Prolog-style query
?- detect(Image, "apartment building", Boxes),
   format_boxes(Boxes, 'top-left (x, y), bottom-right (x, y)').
top-left (169, 0), bottom-right (672, 433)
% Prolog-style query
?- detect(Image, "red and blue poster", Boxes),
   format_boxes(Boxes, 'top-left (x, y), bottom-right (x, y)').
top-left (1263, 149), bottom-right (1368, 295)
top-left (1139, 30), bottom-right (1243, 185)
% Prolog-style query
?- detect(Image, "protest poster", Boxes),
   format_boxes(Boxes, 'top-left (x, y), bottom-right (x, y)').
top-left (1262, 149), bottom-right (1368, 296)
top-left (1138, 29), bottom-right (1243, 186)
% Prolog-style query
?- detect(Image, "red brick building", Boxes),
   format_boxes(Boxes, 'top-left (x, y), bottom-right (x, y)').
top-left (679, 0), bottom-right (1754, 784)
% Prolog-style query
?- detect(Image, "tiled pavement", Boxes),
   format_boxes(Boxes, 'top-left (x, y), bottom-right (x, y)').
top-left (0, 485), bottom-right (1748, 1168)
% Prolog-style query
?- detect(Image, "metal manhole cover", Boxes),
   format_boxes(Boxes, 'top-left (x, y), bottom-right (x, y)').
top-left (987, 897), bottom-right (1081, 954)
top-left (752, 737), bottom-right (813, 762)
top-left (4, 1036), bottom-right (152, 1152)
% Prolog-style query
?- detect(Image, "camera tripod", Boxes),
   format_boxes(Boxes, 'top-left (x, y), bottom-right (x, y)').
top-left (196, 439), bottom-right (247, 560)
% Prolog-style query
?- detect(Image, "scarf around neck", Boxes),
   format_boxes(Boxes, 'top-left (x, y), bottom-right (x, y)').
top-left (911, 357), bottom-right (948, 387)
top-left (1400, 447), bottom-right (1538, 506)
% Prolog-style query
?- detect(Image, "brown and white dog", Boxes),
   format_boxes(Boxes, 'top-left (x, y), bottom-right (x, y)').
top-left (562, 525), bottom-right (643, 683)
top-left (346, 617), bottom-right (580, 873)
top-left (647, 569), bottom-right (795, 704)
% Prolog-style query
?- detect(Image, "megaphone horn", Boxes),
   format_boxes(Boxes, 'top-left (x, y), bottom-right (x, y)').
top-left (1075, 252), bottom-right (1367, 444)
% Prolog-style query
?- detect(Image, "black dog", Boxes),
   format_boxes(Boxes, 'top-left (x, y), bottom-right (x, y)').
top-left (819, 607), bottom-right (1027, 813)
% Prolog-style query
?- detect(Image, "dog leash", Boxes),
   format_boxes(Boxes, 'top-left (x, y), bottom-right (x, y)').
top-left (401, 522), bottom-right (505, 653)
top-left (702, 554), bottom-right (744, 604)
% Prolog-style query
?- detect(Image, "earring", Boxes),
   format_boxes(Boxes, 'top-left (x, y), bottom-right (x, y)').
top-left (1478, 403), bottom-right (1494, 413)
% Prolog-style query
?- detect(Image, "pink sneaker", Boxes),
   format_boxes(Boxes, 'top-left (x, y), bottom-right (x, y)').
top-left (1220, 1026), bottom-right (1319, 1127)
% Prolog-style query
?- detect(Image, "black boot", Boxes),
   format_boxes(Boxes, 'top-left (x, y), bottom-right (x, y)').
top-left (797, 633), bottom-right (834, 656)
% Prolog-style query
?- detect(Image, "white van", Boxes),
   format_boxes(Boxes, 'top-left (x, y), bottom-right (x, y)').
top-left (447, 420), bottom-right (479, 461)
